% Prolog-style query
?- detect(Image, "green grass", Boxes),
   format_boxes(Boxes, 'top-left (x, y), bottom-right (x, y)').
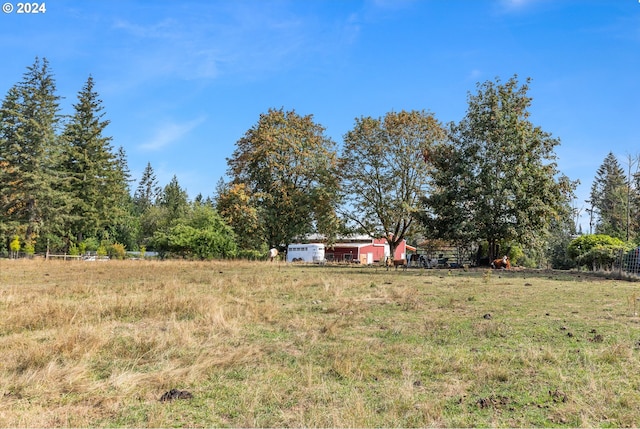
top-left (0, 259), bottom-right (639, 427)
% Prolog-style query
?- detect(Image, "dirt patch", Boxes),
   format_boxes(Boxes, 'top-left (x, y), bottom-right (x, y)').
top-left (476, 395), bottom-right (512, 409)
top-left (159, 389), bottom-right (193, 402)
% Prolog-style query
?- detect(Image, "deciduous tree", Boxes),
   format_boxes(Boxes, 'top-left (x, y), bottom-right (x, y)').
top-left (226, 108), bottom-right (340, 248)
top-left (340, 110), bottom-right (446, 258)
top-left (152, 204), bottom-right (237, 259)
top-left (216, 181), bottom-right (264, 251)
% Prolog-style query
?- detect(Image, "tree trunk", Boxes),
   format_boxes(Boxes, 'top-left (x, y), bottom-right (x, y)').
top-left (389, 241), bottom-right (397, 263)
top-left (488, 238), bottom-right (497, 263)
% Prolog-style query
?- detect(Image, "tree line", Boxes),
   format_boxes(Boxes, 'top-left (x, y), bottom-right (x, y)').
top-left (2, 58), bottom-right (635, 266)
top-left (0, 58), bottom-right (234, 259)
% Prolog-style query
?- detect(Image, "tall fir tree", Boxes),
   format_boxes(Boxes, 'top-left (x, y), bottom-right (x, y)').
top-left (60, 75), bottom-right (122, 244)
top-left (109, 146), bottom-right (139, 249)
top-left (134, 162), bottom-right (161, 215)
top-left (134, 162), bottom-right (163, 247)
top-left (590, 152), bottom-right (628, 240)
top-left (634, 163), bottom-right (640, 242)
top-left (115, 146), bottom-right (132, 193)
top-left (159, 175), bottom-right (189, 223)
top-left (0, 57), bottom-right (63, 249)
top-left (622, 154), bottom-right (640, 243)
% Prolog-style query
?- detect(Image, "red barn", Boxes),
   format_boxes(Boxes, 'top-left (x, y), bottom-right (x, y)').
top-left (324, 235), bottom-right (411, 264)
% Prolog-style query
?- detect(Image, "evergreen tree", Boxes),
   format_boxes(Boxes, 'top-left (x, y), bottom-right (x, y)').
top-left (622, 154), bottom-right (640, 243)
top-left (545, 198), bottom-right (578, 269)
top-left (115, 146), bottom-right (132, 191)
top-left (634, 165), bottom-right (640, 242)
top-left (134, 162), bottom-right (161, 215)
top-left (421, 76), bottom-right (576, 262)
top-left (0, 57), bottom-right (63, 249)
top-left (110, 146), bottom-right (139, 250)
top-left (590, 152), bottom-right (628, 240)
top-left (137, 174), bottom-right (190, 250)
top-left (60, 75), bottom-right (122, 243)
top-left (158, 175), bottom-right (189, 224)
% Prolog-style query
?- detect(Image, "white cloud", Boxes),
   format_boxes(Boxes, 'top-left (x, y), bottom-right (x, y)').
top-left (102, 2), bottom-right (360, 86)
top-left (139, 116), bottom-right (206, 151)
top-left (107, 16), bottom-right (221, 82)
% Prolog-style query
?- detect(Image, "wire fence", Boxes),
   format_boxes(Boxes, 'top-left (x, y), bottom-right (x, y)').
top-left (621, 247), bottom-right (640, 276)
top-left (616, 247), bottom-right (640, 279)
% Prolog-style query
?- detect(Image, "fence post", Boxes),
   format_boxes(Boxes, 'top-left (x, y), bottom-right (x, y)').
top-left (619, 248), bottom-right (623, 278)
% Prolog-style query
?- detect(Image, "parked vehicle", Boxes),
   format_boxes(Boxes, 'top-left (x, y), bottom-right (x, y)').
top-left (286, 243), bottom-right (326, 263)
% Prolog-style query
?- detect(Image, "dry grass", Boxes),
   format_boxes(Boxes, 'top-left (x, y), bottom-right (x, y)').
top-left (1, 258), bottom-right (640, 427)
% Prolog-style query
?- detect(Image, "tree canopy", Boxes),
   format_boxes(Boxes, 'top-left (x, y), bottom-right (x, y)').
top-left (340, 110), bottom-right (446, 256)
top-left (0, 57), bottom-right (63, 248)
top-left (589, 152), bottom-right (638, 242)
top-left (3, 59), bottom-right (604, 265)
top-left (225, 107), bottom-right (341, 249)
top-left (567, 234), bottom-right (629, 271)
top-left (215, 181), bottom-right (264, 252)
top-left (151, 204), bottom-right (237, 260)
top-left (420, 75), bottom-right (576, 261)
top-left (60, 75), bottom-right (126, 243)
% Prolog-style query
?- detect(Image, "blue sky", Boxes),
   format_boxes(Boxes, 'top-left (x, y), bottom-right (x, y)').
top-left (1, 0), bottom-right (639, 231)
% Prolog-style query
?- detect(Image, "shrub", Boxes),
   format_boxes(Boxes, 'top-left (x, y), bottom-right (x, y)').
top-left (517, 254), bottom-right (538, 269)
top-left (507, 245), bottom-right (524, 266)
top-left (68, 243), bottom-right (79, 256)
top-left (10, 235), bottom-right (20, 257)
top-left (237, 249), bottom-right (266, 260)
top-left (567, 234), bottom-right (629, 271)
top-left (108, 243), bottom-right (126, 260)
top-left (151, 205), bottom-right (238, 260)
top-left (83, 237), bottom-right (100, 252)
top-left (549, 240), bottom-right (577, 270)
top-left (154, 224), bottom-right (237, 260)
top-left (22, 241), bottom-right (35, 256)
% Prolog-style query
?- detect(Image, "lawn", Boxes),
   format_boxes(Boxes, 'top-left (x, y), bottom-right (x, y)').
top-left (0, 258), bottom-right (639, 427)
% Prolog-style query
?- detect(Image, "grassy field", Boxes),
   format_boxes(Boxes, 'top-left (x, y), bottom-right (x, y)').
top-left (1, 259), bottom-right (640, 427)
